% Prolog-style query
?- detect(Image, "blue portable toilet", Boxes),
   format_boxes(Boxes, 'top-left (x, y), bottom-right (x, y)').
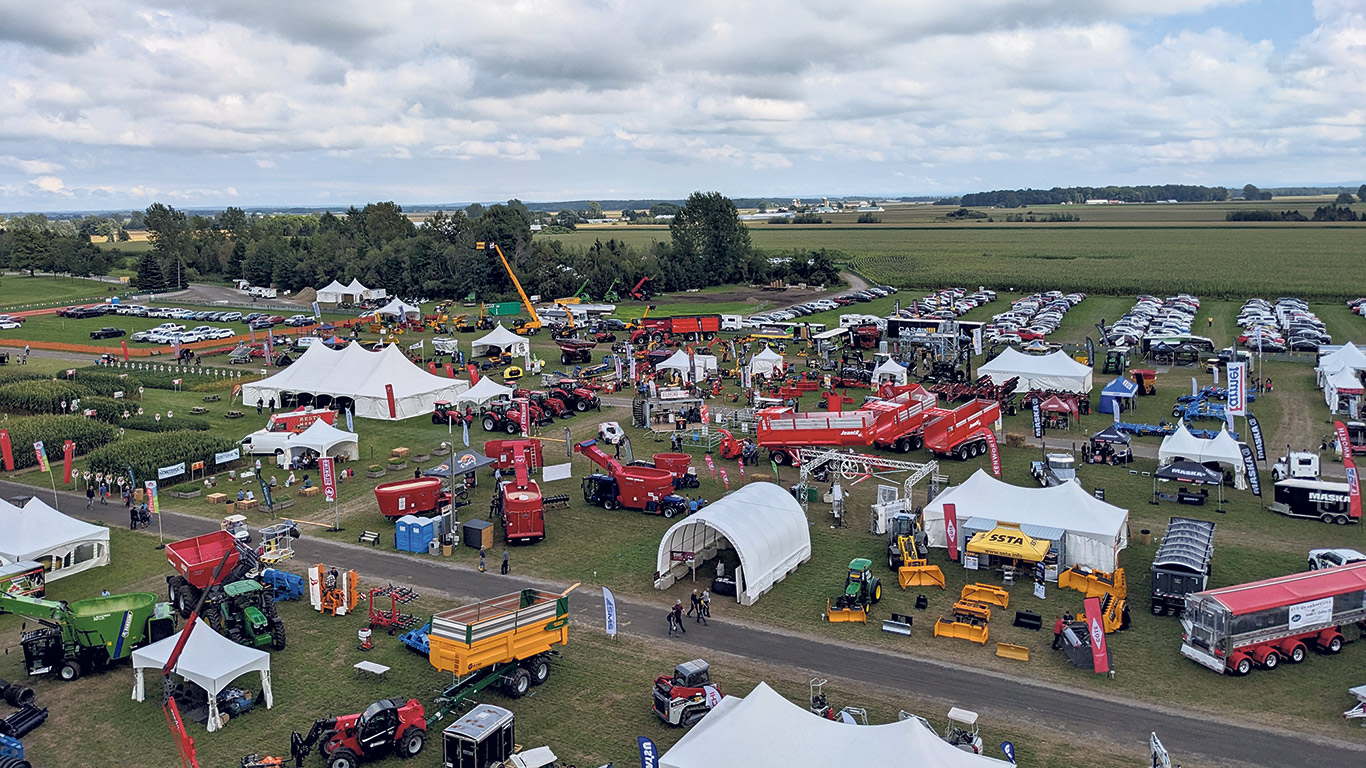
top-left (1099, 377), bottom-right (1138, 415)
top-left (409, 516), bottom-right (436, 553)
top-left (396, 514), bottom-right (422, 551)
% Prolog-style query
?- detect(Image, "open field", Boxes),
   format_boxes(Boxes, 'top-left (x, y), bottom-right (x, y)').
top-left (0, 274), bottom-right (119, 312)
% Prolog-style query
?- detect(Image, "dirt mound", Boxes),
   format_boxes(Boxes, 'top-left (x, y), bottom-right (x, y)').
top-left (294, 286), bottom-right (317, 303)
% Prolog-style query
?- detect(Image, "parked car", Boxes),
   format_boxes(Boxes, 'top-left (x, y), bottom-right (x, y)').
top-left (0, 319), bottom-right (20, 330)
top-left (284, 315), bottom-right (316, 327)
top-left (250, 318), bottom-right (275, 330)
top-left (208, 327), bottom-right (235, 339)
top-left (89, 327), bottom-right (126, 339)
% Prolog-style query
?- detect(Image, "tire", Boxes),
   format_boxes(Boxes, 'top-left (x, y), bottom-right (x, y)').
top-left (526, 657), bottom-right (550, 685)
top-left (888, 553), bottom-right (897, 571)
top-left (575, 399), bottom-right (589, 412)
top-left (398, 727), bottom-right (426, 758)
top-left (603, 498), bottom-right (618, 511)
top-left (271, 624), bottom-right (287, 650)
top-left (59, 660), bottom-right (82, 681)
top-left (1289, 644), bottom-right (1307, 664)
top-left (503, 667), bottom-right (531, 698)
top-left (1327, 636), bottom-right (1344, 654)
top-left (910, 436), bottom-right (923, 450)
top-left (955, 446), bottom-right (967, 461)
top-left (3, 684), bottom-right (34, 707)
top-left (1261, 651), bottom-right (1279, 670)
top-left (895, 438), bottom-right (911, 454)
top-left (872, 582), bottom-right (882, 603)
top-left (1233, 657), bottom-right (1252, 676)
top-left (1321, 514), bottom-right (1335, 524)
top-left (0, 679), bottom-right (8, 696)
top-left (503, 421), bottom-right (517, 434)
top-left (327, 749), bottom-right (359, 768)
top-left (1336, 515), bottom-right (1349, 525)
top-left (431, 413), bottom-right (442, 425)
top-left (482, 417), bottom-right (496, 432)
top-left (770, 451), bottom-right (788, 467)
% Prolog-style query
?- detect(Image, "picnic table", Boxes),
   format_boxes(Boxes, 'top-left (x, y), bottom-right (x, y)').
top-left (203, 394), bottom-right (221, 402)
top-left (189, 406), bottom-right (209, 415)
top-left (354, 661), bottom-right (390, 678)
top-left (225, 410), bottom-right (243, 419)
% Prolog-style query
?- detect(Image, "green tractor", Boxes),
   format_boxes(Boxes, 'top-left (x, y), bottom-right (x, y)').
top-left (165, 532), bottom-right (287, 651)
top-left (825, 558), bottom-right (882, 623)
top-left (0, 591), bottom-right (177, 681)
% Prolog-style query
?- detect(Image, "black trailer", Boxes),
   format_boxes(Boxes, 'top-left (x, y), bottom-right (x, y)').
top-left (1270, 478), bottom-right (1357, 525)
top-left (1150, 517), bottom-right (1216, 616)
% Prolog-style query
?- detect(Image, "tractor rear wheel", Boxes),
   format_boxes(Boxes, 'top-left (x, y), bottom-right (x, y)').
top-left (526, 657), bottom-right (550, 685)
top-left (271, 624), bottom-right (287, 650)
top-left (872, 582), bottom-right (882, 603)
top-left (58, 660), bottom-right (82, 682)
top-left (575, 399), bottom-right (590, 412)
top-left (503, 668), bottom-right (531, 698)
top-left (397, 727), bottom-right (426, 758)
top-left (327, 749), bottom-right (359, 768)
top-left (482, 418), bottom-right (496, 432)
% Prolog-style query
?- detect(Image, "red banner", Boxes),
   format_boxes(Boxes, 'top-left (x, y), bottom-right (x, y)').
top-left (720, 468), bottom-right (729, 490)
top-left (1337, 421), bottom-right (1361, 520)
top-left (944, 502), bottom-right (959, 561)
top-left (0, 429), bottom-right (12, 471)
top-left (982, 429), bottom-right (1001, 477)
top-left (520, 399), bottom-right (531, 437)
top-left (120, 338), bottom-right (130, 362)
top-left (467, 363), bottom-right (480, 385)
top-left (428, 361), bottom-right (437, 375)
top-left (704, 454), bottom-right (715, 478)
top-left (318, 456), bottom-right (337, 502)
top-left (444, 363), bottom-right (455, 378)
top-left (62, 440), bottom-right (74, 484)
top-left (1085, 596), bottom-right (1111, 673)
top-left (385, 383), bottom-right (397, 419)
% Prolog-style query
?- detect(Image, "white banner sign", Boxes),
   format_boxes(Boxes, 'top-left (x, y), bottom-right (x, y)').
top-left (214, 448), bottom-right (241, 465)
top-left (542, 463), bottom-right (573, 483)
top-left (1227, 362), bottom-right (1247, 416)
top-left (603, 586), bottom-right (618, 637)
top-left (1288, 596), bottom-right (1333, 631)
top-left (963, 553), bottom-right (979, 570)
top-left (157, 462), bottom-right (186, 480)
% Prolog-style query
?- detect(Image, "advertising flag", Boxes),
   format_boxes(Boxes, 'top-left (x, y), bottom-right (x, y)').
top-left (637, 737), bottom-right (659, 768)
top-left (318, 456), bottom-right (336, 502)
top-left (1084, 596), bottom-right (1111, 673)
top-left (1226, 362), bottom-right (1247, 416)
top-left (720, 468), bottom-right (729, 490)
top-left (1247, 413), bottom-right (1266, 461)
top-left (738, 459), bottom-right (745, 480)
top-left (385, 383), bottom-right (397, 419)
top-left (33, 441), bottom-right (49, 472)
top-left (1001, 742), bottom-right (1017, 765)
top-left (428, 361), bottom-right (437, 375)
top-left (1191, 377), bottom-right (1198, 397)
top-left (344, 407), bottom-right (354, 432)
top-left (444, 362), bottom-right (455, 378)
top-left (983, 429), bottom-right (1001, 477)
top-left (258, 473), bottom-right (274, 510)
top-left (973, 327), bottom-right (983, 356)
top-left (1238, 442), bottom-right (1261, 497)
top-left (264, 330), bottom-right (273, 361)
top-left (1085, 336), bottom-right (1095, 367)
top-left (603, 586), bottom-right (618, 637)
top-left (462, 419), bottom-right (470, 448)
top-left (145, 480), bottom-right (160, 515)
top-left (943, 503), bottom-right (959, 561)
top-left (520, 399), bottom-right (530, 437)
top-left (467, 363), bottom-right (480, 385)
top-left (1031, 400), bottom-right (1043, 438)
top-left (312, 300), bottom-right (321, 319)
top-left (62, 440), bottom-right (74, 484)
top-left (704, 454), bottom-right (715, 478)
top-left (1337, 421), bottom-right (1362, 520)
top-left (121, 338), bottom-right (130, 362)
top-left (0, 429), bottom-right (12, 471)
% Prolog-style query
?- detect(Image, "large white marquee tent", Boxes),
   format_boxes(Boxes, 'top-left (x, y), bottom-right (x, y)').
top-left (0, 497), bottom-right (109, 581)
top-left (1157, 423), bottom-right (1247, 489)
top-left (654, 483), bottom-right (810, 606)
top-left (471, 324), bottom-right (530, 358)
top-left (978, 348), bottom-right (1093, 393)
top-left (132, 619), bottom-right (273, 732)
top-left (922, 470), bottom-right (1130, 571)
top-left (242, 343), bottom-right (467, 421)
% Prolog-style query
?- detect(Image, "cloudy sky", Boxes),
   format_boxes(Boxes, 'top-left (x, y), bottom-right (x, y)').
top-left (1, 0), bottom-right (1362, 211)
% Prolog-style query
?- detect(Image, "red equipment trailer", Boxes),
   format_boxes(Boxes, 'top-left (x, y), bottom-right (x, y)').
top-left (554, 338), bottom-right (597, 365)
top-left (166, 531), bottom-right (241, 590)
top-left (486, 438), bottom-right (543, 471)
top-left (500, 441), bottom-right (546, 544)
top-left (756, 387), bottom-right (940, 464)
top-left (923, 399), bottom-right (1001, 460)
top-left (638, 315), bottom-right (722, 342)
top-left (373, 477), bottom-right (450, 519)
top-left (575, 439), bottom-right (688, 518)
top-left (1180, 562), bottom-right (1366, 675)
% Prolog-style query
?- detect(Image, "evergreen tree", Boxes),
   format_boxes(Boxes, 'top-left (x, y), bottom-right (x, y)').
top-left (134, 252), bottom-right (166, 291)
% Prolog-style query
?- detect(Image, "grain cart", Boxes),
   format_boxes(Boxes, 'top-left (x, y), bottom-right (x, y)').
top-left (1180, 562), bottom-right (1366, 675)
top-left (575, 439), bottom-right (688, 518)
top-left (165, 531), bottom-right (287, 650)
top-left (427, 586), bottom-right (576, 718)
top-left (923, 399), bottom-right (1001, 461)
top-left (0, 591), bottom-right (175, 681)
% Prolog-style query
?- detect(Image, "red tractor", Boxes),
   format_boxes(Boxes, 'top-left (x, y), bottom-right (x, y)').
top-left (481, 400), bottom-right (548, 434)
top-left (652, 659), bottom-right (722, 727)
top-left (548, 380), bottom-right (601, 413)
top-left (289, 698), bottom-right (426, 768)
top-left (430, 400), bottom-right (474, 426)
top-left (514, 389), bottom-right (571, 419)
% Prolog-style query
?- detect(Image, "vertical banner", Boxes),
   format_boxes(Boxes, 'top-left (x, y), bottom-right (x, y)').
top-left (257, 473), bottom-right (274, 509)
top-left (385, 383), bottom-right (397, 419)
top-left (1247, 413), bottom-right (1266, 461)
top-left (1031, 400), bottom-right (1043, 439)
top-left (0, 428), bottom-right (13, 471)
top-left (1001, 741), bottom-right (1017, 765)
top-left (720, 468), bottom-right (729, 490)
top-left (144, 480), bottom-right (160, 515)
top-left (603, 586), bottom-right (618, 637)
top-left (520, 398), bottom-right (531, 438)
top-left (1238, 443), bottom-right (1261, 497)
top-left (1337, 421), bottom-right (1362, 520)
top-left (318, 456), bottom-right (336, 502)
top-left (311, 300), bottom-right (321, 319)
top-left (428, 361), bottom-right (438, 375)
top-left (1191, 377), bottom-right (1198, 397)
top-left (1085, 336), bottom-right (1095, 367)
top-left (444, 362), bottom-right (455, 378)
top-left (1085, 596), bottom-right (1111, 673)
top-left (983, 429), bottom-right (1001, 477)
top-left (344, 408), bottom-right (354, 432)
top-left (614, 355), bottom-right (623, 380)
top-left (943, 503), bottom-right (959, 561)
top-left (33, 441), bottom-right (49, 472)
top-left (467, 363), bottom-right (480, 385)
top-left (264, 330), bottom-right (274, 362)
top-left (973, 327), bottom-right (983, 357)
top-left (462, 420), bottom-right (470, 448)
top-left (62, 440), bottom-right (74, 484)
top-left (1226, 362), bottom-right (1247, 416)
top-left (637, 737), bottom-right (659, 768)
top-left (704, 454), bottom-right (715, 478)
top-left (121, 338), bottom-right (130, 362)
top-left (1212, 364), bottom-right (1219, 385)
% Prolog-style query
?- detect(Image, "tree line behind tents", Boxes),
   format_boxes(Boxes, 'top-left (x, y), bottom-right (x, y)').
top-left (941, 184), bottom-right (1232, 207)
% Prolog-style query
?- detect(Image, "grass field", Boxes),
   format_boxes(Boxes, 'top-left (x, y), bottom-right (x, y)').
top-left (0, 274), bottom-right (119, 312)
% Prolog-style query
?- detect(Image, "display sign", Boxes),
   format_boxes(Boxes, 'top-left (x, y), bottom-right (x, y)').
top-left (603, 586), bottom-right (618, 637)
top-left (157, 462), bottom-right (186, 480)
top-left (319, 456), bottom-right (337, 502)
top-left (214, 448), bottom-right (241, 465)
top-left (1085, 596), bottom-right (1110, 673)
top-left (944, 503), bottom-right (959, 562)
top-left (1288, 597), bottom-right (1333, 631)
top-left (1226, 361), bottom-right (1247, 416)
top-left (963, 553), bottom-right (979, 570)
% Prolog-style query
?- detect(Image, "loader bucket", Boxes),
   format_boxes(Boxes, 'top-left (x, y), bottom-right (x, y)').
top-left (960, 583), bottom-right (1010, 609)
top-left (825, 598), bottom-right (867, 624)
top-left (996, 642), bottom-right (1030, 661)
top-left (898, 563), bottom-right (947, 590)
top-left (932, 618), bottom-right (990, 645)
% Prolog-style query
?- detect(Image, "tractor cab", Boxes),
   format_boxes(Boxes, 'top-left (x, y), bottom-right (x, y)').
top-left (845, 558), bottom-right (874, 598)
top-left (653, 658), bottom-right (721, 727)
top-left (1103, 347), bottom-right (1128, 374)
top-left (943, 707), bottom-right (984, 754)
top-left (671, 659), bottom-right (711, 689)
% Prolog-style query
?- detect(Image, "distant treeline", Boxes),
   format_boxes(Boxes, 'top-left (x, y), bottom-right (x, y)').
top-left (938, 185), bottom-right (1231, 208)
top-left (1226, 206), bottom-right (1359, 222)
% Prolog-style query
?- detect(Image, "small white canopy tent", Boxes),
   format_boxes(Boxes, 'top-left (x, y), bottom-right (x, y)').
top-left (748, 347), bottom-right (785, 378)
top-left (1158, 423), bottom-right (1247, 489)
top-left (371, 298), bottom-right (421, 320)
top-left (346, 278), bottom-right (385, 301)
top-left (282, 419), bottom-right (360, 466)
top-left (315, 280), bottom-right (348, 304)
top-left (659, 682), bottom-right (1009, 768)
top-left (1317, 342), bottom-right (1366, 385)
top-left (979, 347), bottom-right (1093, 393)
top-left (451, 376), bottom-right (514, 406)
top-left (0, 497), bottom-right (109, 581)
top-left (132, 619), bottom-right (273, 732)
top-left (922, 470), bottom-right (1129, 571)
top-left (655, 483), bottom-right (811, 606)
top-left (657, 350), bottom-right (719, 379)
top-left (471, 324), bottom-right (530, 358)
top-left (242, 343), bottom-right (468, 421)
top-left (1324, 367), bottom-right (1364, 414)
top-left (872, 359), bottom-right (908, 385)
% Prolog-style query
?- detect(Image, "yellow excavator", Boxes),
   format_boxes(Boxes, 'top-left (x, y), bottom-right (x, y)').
top-left (885, 512), bottom-right (946, 589)
top-left (478, 241), bottom-right (541, 337)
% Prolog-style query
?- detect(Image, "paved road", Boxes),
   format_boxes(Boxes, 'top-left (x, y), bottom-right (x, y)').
top-left (10, 480), bottom-right (1362, 767)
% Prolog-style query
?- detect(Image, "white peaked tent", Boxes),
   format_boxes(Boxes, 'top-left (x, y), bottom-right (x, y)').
top-left (1317, 342), bottom-right (1366, 383)
top-left (1324, 366), bottom-right (1364, 413)
top-left (283, 419), bottom-right (360, 465)
top-left (451, 376), bottom-right (514, 406)
top-left (657, 350), bottom-right (719, 378)
top-left (872, 359), bottom-right (908, 385)
top-left (242, 343), bottom-right (468, 421)
top-left (1158, 423), bottom-right (1246, 488)
top-left (922, 470), bottom-right (1129, 571)
top-left (371, 298), bottom-right (421, 319)
top-left (655, 483), bottom-right (810, 606)
top-left (346, 278), bottom-right (385, 300)
top-left (748, 346), bottom-right (785, 378)
top-left (315, 280), bottom-right (349, 304)
top-left (132, 619), bottom-right (273, 732)
top-left (471, 324), bottom-right (530, 357)
top-left (0, 497), bottom-right (109, 580)
top-left (659, 682), bottom-right (1009, 768)
top-left (979, 348), bottom-right (1093, 393)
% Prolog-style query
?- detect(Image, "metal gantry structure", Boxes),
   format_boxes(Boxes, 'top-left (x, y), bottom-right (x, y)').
top-left (793, 447), bottom-right (945, 513)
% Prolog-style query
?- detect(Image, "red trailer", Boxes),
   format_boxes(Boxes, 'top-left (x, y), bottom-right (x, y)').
top-left (1180, 562), bottom-right (1366, 675)
top-left (639, 315), bottom-right (721, 342)
top-left (374, 477), bottom-right (451, 519)
top-left (923, 399), bottom-right (1001, 460)
top-left (500, 440), bottom-right (545, 544)
top-left (486, 438), bottom-right (543, 471)
top-left (756, 388), bottom-right (940, 464)
top-left (165, 531), bottom-right (241, 589)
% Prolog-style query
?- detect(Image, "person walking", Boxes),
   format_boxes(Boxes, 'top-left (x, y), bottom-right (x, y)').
top-left (268, 397), bottom-right (276, 413)
top-left (479, 547), bottom-right (487, 572)
top-left (687, 589), bottom-right (699, 618)
top-left (671, 599), bottom-right (686, 634)
top-left (129, 502), bottom-right (139, 529)
top-left (667, 608), bottom-right (680, 637)
top-left (98, 480), bottom-right (108, 504)
top-left (86, 483), bottom-right (96, 509)
top-left (501, 549), bottom-right (509, 575)
top-left (257, 398), bottom-right (264, 415)
top-left (701, 589), bottom-right (711, 623)
top-left (696, 590), bottom-right (709, 625)
top-left (1052, 615), bottom-right (1066, 649)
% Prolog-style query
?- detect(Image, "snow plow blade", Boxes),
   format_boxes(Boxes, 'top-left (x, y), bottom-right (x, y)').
top-left (898, 563), bottom-right (946, 590)
top-left (933, 618), bottom-right (988, 645)
top-left (824, 598), bottom-right (867, 623)
top-left (960, 583), bottom-right (1010, 609)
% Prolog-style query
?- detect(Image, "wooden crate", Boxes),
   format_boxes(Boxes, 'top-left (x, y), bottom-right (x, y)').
top-left (299, 486), bottom-right (321, 497)
top-left (206, 493), bottom-right (228, 504)
top-left (391, 447), bottom-right (410, 458)
top-left (236, 499), bottom-right (259, 512)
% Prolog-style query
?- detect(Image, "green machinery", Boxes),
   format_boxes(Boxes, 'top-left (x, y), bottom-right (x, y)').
top-left (165, 532), bottom-right (287, 651)
top-left (0, 591), bottom-right (177, 681)
top-left (825, 558), bottom-right (882, 623)
top-left (604, 277), bottom-right (621, 303)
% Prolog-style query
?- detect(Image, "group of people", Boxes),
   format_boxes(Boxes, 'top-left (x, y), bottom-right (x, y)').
top-left (477, 546), bottom-right (510, 575)
top-left (667, 588), bottom-right (713, 636)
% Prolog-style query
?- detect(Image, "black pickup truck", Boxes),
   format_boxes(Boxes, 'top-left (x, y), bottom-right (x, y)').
top-left (89, 326), bottom-right (126, 339)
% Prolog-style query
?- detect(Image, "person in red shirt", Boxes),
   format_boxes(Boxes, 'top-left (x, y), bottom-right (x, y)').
top-left (1052, 615), bottom-right (1066, 649)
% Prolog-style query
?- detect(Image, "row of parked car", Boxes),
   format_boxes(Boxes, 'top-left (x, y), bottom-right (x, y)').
top-left (747, 285), bottom-right (898, 326)
top-left (127, 323), bottom-right (236, 344)
top-left (1238, 297), bottom-right (1331, 352)
top-left (1104, 293), bottom-right (1201, 347)
top-left (902, 287), bottom-right (998, 320)
top-left (983, 290), bottom-right (1086, 345)
top-left (1349, 298), bottom-right (1366, 318)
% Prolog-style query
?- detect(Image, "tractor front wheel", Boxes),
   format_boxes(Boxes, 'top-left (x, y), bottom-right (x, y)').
top-left (505, 422), bottom-right (518, 435)
top-left (603, 498), bottom-right (619, 511)
top-left (575, 399), bottom-right (590, 412)
top-left (397, 727), bottom-right (426, 758)
top-left (327, 749), bottom-right (359, 768)
top-left (482, 418), bottom-right (497, 432)
top-left (59, 660), bottom-right (82, 682)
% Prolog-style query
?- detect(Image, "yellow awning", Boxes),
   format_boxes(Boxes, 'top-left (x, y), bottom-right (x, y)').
top-left (967, 524), bottom-right (1052, 562)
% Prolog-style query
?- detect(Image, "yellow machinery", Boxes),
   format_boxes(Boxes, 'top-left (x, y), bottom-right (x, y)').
top-left (308, 564), bottom-right (358, 616)
top-left (886, 513), bottom-right (945, 590)
top-left (1058, 565), bottom-right (1129, 633)
top-left (825, 558), bottom-right (881, 623)
top-left (951, 599), bottom-right (991, 623)
top-left (996, 642), bottom-right (1030, 661)
top-left (960, 583), bottom-right (1010, 610)
top-left (933, 617), bottom-right (988, 645)
top-left (479, 242), bottom-right (541, 336)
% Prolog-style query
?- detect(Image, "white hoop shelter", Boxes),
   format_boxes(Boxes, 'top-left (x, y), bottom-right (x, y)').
top-left (922, 470), bottom-right (1129, 572)
top-left (1157, 423), bottom-right (1247, 489)
top-left (659, 682), bottom-right (1008, 768)
top-left (0, 497), bottom-right (109, 581)
top-left (748, 347), bottom-right (784, 378)
top-left (654, 483), bottom-right (810, 606)
top-left (979, 348), bottom-right (1093, 393)
top-left (132, 618), bottom-right (273, 732)
top-left (242, 343), bottom-right (468, 421)
top-left (471, 324), bottom-right (530, 358)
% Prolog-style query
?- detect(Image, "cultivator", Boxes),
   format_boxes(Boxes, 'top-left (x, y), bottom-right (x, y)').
top-left (930, 375), bottom-right (1018, 404)
top-left (362, 585), bottom-right (421, 634)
